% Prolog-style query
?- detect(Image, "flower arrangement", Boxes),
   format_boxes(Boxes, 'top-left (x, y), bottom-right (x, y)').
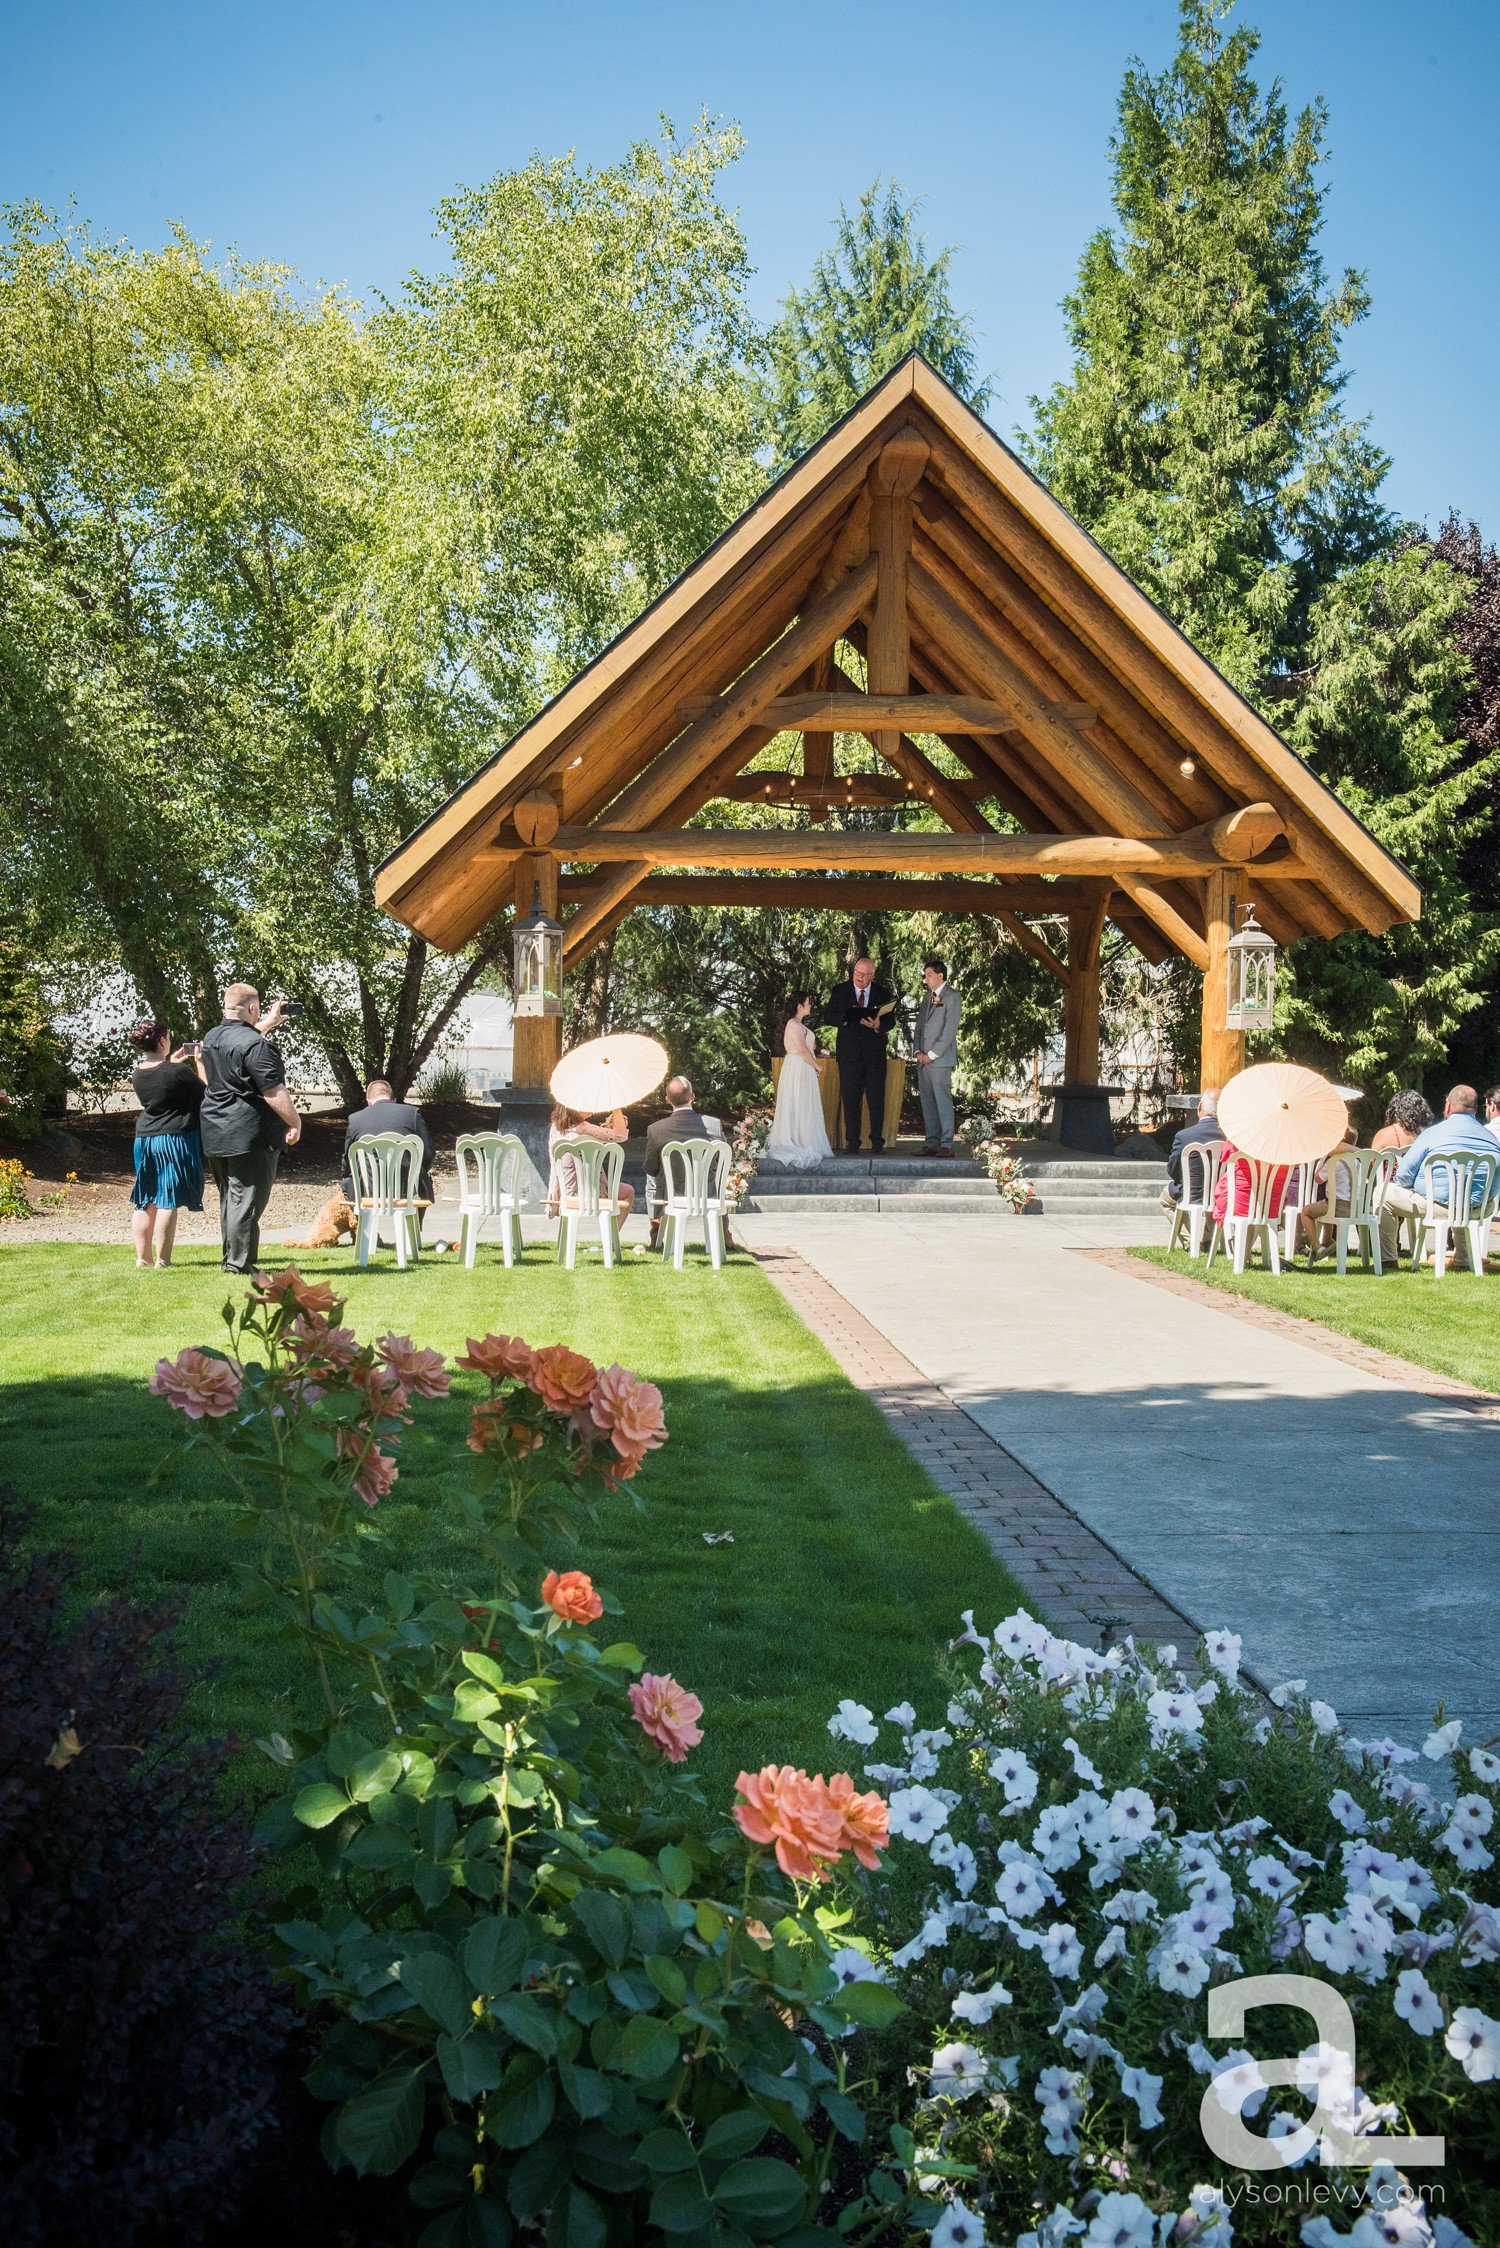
top-left (826, 1612), bottom-right (1499, 2246)
top-left (151, 1270), bottom-right (922, 2241)
top-left (959, 1098), bottom-right (1035, 1209)
top-left (727, 1103), bottom-right (775, 1212)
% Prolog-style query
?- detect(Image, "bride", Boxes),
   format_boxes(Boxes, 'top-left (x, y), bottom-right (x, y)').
top-left (766, 992), bottom-right (832, 1168)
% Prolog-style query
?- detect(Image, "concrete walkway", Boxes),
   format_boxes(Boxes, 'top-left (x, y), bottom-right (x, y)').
top-left (734, 1207), bottom-right (1500, 1747)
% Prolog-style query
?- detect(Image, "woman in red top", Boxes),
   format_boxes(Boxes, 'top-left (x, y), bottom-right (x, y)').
top-left (1212, 1143), bottom-right (1293, 1229)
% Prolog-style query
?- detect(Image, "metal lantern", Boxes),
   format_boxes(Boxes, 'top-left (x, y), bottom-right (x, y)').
top-left (1225, 903), bottom-right (1277, 1032)
top-left (512, 884), bottom-right (563, 1018)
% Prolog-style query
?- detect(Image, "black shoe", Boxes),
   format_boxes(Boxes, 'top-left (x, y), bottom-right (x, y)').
top-left (920, 1146), bottom-right (939, 1157)
top-left (871, 1141), bottom-right (885, 1155)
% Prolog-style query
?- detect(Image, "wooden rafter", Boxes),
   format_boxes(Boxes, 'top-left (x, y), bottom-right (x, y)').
top-left (559, 873), bottom-right (1093, 913)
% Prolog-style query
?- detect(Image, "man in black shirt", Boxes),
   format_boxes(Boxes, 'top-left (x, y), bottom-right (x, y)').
top-left (197, 984), bottom-right (302, 1271)
top-left (342, 1079), bottom-right (435, 1203)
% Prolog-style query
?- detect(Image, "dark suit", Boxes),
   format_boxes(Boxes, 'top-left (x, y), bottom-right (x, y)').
top-left (644, 1107), bottom-right (713, 1207)
top-left (342, 1098), bottom-right (435, 1201)
top-left (823, 978), bottom-right (896, 1150)
top-left (1166, 1114), bottom-right (1224, 1202)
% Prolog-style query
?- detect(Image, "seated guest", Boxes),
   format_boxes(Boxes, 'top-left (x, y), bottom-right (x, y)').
top-left (1486, 1087), bottom-right (1500, 1146)
top-left (1160, 1089), bottom-right (1224, 1210)
top-left (1212, 1141), bottom-right (1293, 1234)
top-left (644, 1077), bottom-right (725, 1249)
top-left (1377, 1084), bottom-right (1497, 1265)
top-left (128, 1017), bottom-right (205, 1269)
top-left (342, 1077), bottom-right (435, 1203)
top-left (1372, 1089), bottom-right (1434, 1152)
top-left (1297, 1121), bottom-right (1358, 1257)
top-left (547, 1101), bottom-right (634, 1221)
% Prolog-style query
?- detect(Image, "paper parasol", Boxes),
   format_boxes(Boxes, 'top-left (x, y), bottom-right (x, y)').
top-left (550, 1033), bottom-right (669, 1115)
top-left (1218, 1063), bottom-right (1349, 1166)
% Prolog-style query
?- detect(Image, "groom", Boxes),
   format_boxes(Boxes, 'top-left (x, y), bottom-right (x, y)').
top-left (825, 954), bottom-right (896, 1155)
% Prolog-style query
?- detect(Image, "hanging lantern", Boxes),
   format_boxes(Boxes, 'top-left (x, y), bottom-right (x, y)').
top-left (1225, 903), bottom-right (1277, 1031)
top-left (512, 885), bottom-right (563, 1018)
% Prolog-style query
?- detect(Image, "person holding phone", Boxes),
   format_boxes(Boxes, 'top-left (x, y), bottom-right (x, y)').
top-left (127, 1017), bottom-right (205, 1268)
top-left (197, 983), bottom-right (302, 1272)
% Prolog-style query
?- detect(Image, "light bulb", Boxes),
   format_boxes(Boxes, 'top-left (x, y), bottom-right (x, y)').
top-left (1179, 757), bottom-right (1196, 778)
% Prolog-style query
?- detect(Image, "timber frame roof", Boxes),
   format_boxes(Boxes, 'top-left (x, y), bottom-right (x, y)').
top-left (375, 355), bottom-right (1420, 967)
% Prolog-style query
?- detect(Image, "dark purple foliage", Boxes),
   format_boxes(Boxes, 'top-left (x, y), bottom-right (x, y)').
top-left (0, 1489), bottom-right (290, 2245)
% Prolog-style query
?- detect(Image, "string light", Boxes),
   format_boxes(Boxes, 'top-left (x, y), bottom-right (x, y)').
top-left (1179, 757), bottom-right (1196, 778)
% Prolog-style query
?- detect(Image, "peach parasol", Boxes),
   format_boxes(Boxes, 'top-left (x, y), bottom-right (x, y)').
top-left (550, 1034), bottom-right (669, 1115)
top-left (1217, 1062), bottom-right (1349, 1166)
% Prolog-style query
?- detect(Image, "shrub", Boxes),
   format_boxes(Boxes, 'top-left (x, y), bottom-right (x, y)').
top-left (0, 931), bottom-right (69, 1140)
top-left (0, 1489), bottom-right (289, 2246)
top-left (825, 1614), bottom-right (1499, 2246)
top-left (152, 1275), bottom-right (929, 2242)
top-left (416, 1059), bottom-right (471, 1104)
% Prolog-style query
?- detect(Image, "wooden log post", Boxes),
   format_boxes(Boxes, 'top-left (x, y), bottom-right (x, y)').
top-left (511, 850), bottom-right (562, 1088)
top-left (1063, 895), bottom-right (1108, 1086)
top-left (1200, 866), bottom-right (1247, 1093)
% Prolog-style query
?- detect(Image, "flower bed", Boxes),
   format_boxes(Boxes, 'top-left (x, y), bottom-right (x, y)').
top-left (826, 1615), bottom-right (1497, 2246)
top-left (960, 1105), bottom-right (1034, 1211)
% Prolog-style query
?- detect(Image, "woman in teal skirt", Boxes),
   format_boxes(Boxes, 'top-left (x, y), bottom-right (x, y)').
top-left (128, 1017), bottom-right (205, 1268)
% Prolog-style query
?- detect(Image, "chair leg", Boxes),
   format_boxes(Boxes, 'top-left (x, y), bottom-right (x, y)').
top-left (393, 1209), bottom-right (407, 1270)
top-left (1230, 1222), bottom-right (1246, 1275)
top-left (462, 1211), bottom-right (477, 1269)
top-left (599, 1215), bottom-right (616, 1270)
top-left (707, 1212), bottom-right (725, 1269)
top-left (500, 1210), bottom-right (516, 1269)
top-left (357, 1212), bottom-right (373, 1269)
top-left (1433, 1225), bottom-right (1449, 1280)
top-left (1334, 1222), bottom-right (1348, 1278)
top-left (673, 1216), bottom-right (687, 1271)
top-left (1266, 1223), bottom-right (1281, 1276)
top-left (1188, 1206), bottom-right (1206, 1258)
top-left (1167, 1208), bottom-right (1183, 1252)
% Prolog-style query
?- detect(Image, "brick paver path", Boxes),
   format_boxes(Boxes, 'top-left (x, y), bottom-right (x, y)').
top-left (755, 1244), bottom-right (1195, 1651)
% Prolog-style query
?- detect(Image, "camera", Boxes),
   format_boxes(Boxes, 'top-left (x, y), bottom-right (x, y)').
top-left (278, 1000), bottom-right (304, 1020)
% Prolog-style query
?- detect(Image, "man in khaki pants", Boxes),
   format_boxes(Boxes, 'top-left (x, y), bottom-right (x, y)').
top-left (1377, 1085), bottom-right (1497, 1267)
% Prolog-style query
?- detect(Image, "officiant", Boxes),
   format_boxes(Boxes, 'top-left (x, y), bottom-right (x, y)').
top-left (823, 954), bottom-right (898, 1155)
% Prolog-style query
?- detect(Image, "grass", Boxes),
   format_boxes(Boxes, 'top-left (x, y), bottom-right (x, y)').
top-left (0, 1239), bottom-right (1023, 1800)
top-left (1131, 1244), bottom-right (1500, 1393)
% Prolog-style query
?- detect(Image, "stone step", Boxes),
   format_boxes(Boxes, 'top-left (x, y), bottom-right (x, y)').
top-left (1026, 1178), bottom-right (1164, 1202)
top-left (1030, 1194), bottom-right (1165, 1216)
top-left (1011, 1160), bottom-right (1165, 1180)
top-left (758, 1157), bottom-right (987, 1180)
top-left (752, 1172), bottom-right (994, 1198)
top-left (743, 1192), bottom-right (1005, 1216)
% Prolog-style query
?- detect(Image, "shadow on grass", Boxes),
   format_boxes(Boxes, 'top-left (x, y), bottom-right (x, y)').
top-left (0, 1359), bottom-right (1017, 1802)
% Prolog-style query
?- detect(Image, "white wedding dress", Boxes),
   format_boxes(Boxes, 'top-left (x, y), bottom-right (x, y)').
top-left (766, 1019), bottom-right (832, 1169)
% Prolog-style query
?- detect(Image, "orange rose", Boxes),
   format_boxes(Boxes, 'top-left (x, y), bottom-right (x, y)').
top-left (733, 1765), bottom-right (844, 1882)
top-left (528, 1344), bottom-right (599, 1416)
top-left (541, 1568), bottom-right (603, 1624)
top-left (590, 1364), bottom-right (668, 1458)
top-left (457, 1333), bottom-right (537, 1382)
top-left (376, 1333), bottom-right (451, 1400)
top-left (251, 1267), bottom-right (343, 1319)
top-left (337, 1425), bottom-right (398, 1507)
top-left (822, 1771), bottom-right (889, 1871)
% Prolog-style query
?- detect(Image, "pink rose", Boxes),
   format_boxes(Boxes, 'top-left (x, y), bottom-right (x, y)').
top-left (628, 1672), bottom-right (703, 1764)
top-left (375, 1333), bottom-right (451, 1400)
top-left (148, 1348), bottom-right (243, 1421)
top-left (590, 1365), bottom-right (668, 1459)
top-left (337, 1425), bottom-right (399, 1507)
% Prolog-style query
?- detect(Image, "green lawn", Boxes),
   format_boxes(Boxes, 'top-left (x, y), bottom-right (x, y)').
top-left (0, 1240), bottom-right (1021, 1800)
top-left (1131, 1245), bottom-right (1500, 1393)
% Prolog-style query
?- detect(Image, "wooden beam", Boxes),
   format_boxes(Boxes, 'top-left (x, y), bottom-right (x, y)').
top-left (1201, 868), bottom-right (1247, 1091)
top-left (718, 771), bottom-right (961, 809)
top-left (826, 661), bottom-right (993, 834)
top-left (547, 810), bottom-right (1288, 881)
top-left (511, 853), bottom-right (562, 1088)
top-left (868, 454), bottom-right (915, 769)
top-left (1113, 876), bottom-right (1208, 970)
top-left (995, 910), bottom-right (1071, 986)
top-left (676, 691), bottom-right (1095, 735)
top-left (559, 873), bottom-right (1093, 913)
top-left (1064, 893), bottom-right (1109, 1085)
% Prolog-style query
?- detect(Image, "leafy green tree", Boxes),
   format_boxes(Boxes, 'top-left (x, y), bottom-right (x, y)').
top-left (0, 121), bottom-right (761, 1099)
top-left (769, 179), bottom-right (989, 468)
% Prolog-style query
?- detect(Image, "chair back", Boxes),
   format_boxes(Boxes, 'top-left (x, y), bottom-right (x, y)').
top-left (1331, 1146), bottom-right (1396, 1223)
top-left (661, 1137), bottom-right (729, 1213)
top-left (1181, 1139), bottom-right (1225, 1208)
top-left (1422, 1152), bottom-right (1499, 1218)
top-left (552, 1135), bottom-right (622, 1215)
top-left (455, 1132), bottom-right (526, 1212)
top-left (349, 1132), bottom-right (424, 1208)
top-left (1224, 1152), bottom-right (1283, 1224)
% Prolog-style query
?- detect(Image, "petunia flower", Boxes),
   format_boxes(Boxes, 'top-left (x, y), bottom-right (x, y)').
top-left (1201, 1627), bottom-right (1242, 1679)
top-left (1208, 2048), bottom-right (1267, 2117)
top-left (929, 2041), bottom-right (988, 2099)
top-left (1154, 1942), bottom-right (1211, 1998)
top-left (1328, 1788), bottom-right (1369, 1834)
top-left (887, 1785), bottom-right (949, 1846)
top-left (1445, 2005), bottom-right (1500, 2082)
top-left (929, 2198), bottom-right (989, 2248)
top-left (1423, 1720), bottom-right (1463, 1761)
top-left (951, 1981), bottom-right (1012, 2025)
top-left (1108, 1787), bottom-right (1157, 1843)
top-left (1393, 1966), bottom-right (1443, 2037)
top-left (1117, 2063), bottom-right (1164, 2130)
top-left (1450, 1791), bottom-right (1495, 1838)
top-left (827, 1699), bottom-right (878, 1746)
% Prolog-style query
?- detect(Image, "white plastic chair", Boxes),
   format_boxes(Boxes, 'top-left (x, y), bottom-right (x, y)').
top-left (1167, 1140), bottom-right (1226, 1258)
top-left (1308, 1148), bottom-right (1396, 1275)
top-left (551, 1137), bottom-right (625, 1270)
top-left (658, 1138), bottom-right (731, 1270)
top-left (1282, 1160), bottom-right (1320, 1263)
top-left (1408, 1153), bottom-right (1499, 1278)
top-left (1206, 1153), bottom-right (1285, 1275)
top-left (455, 1132), bottom-right (528, 1269)
top-left (349, 1132), bottom-right (425, 1269)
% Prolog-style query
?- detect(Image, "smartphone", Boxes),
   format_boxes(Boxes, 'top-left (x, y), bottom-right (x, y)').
top-left (279, 1000), bottom-right (304, 1020)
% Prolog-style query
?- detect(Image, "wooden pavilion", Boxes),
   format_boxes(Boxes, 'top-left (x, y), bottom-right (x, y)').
top-left (376, 356), bottom-right (1418, 1140)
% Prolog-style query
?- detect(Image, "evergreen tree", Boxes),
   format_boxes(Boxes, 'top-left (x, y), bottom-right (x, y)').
top-left (1028, 0), bottom-right (1498, 1094)
top-left (769, 179), bottom-right (988, 468)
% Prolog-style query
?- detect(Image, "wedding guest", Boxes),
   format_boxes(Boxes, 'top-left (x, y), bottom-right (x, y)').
top-left (1296, 1121), bottom-right (1358, 1257)
top-left (1485, 1087), bottom-right (1500, 1146)
top-left (197, 984), bottom-right (301, 1273)
top-left (342, 1077), bottom-right (435, 1202)
top-left (823, 955), bottom-right (896, 1155)
top-left (1372, 1089), bottom-right (1433, 1152)
top-left (915, 958), bottom-right (962, 1156)
top-left (1377, 1085), bottom-right (1496, 1266)
top-left (128, 1017), bottom-right (204, 1269)
top-left (547, 1099), bottom-right (633, 1223)
top-left (1211, 1141), bottom-right (1293, 1233)
top-left (643, 1077), bottom-right (724, 1249)
top-left (1160, 1090), bottom-right (1224, 1211)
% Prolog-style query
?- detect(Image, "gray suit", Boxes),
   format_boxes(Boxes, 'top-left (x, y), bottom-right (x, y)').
top-left (915, 984), bottom-right (962, 1150)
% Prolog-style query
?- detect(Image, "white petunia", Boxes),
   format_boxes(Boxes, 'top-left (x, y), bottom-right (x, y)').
top-left (1467, 1746), bottom-right (1500, 1784)
top-left (1093, 1924), bottom-right (1128, 1968)
top-left (1202, 1626), bottom-right (1242, 1678)
top-left (987, 1746), bottom-right (1040, 1808)
top-left (1187, 1864), bottom-right (1237, 1917)
top-left (1329, 1787), bottom-right (1370, 1834)
top-left (1108, 1786), bottom-right (1157, 1842)
top-left (884, 1700), bottom-right (917, 1731)
top-left (1393, 1966), bottom-right (1443, 2036)
top-left (1247, 1853), bottom-right (1298, 1900)
top-left (1064, 1735), bottom-right (1104, 1785)
top-left (828, 1699), bottom-right (879, 1746)
top-left (1423, 1719), bottom-right (1463, 1761)
top-left (1270, 1679), bottom-right (1308, 1707)
top-left (1147, 1686), bottom-right (1204, 1742)
top-left (887, 1786), bottom-right (949, 1845)
top-left (951, 1981), bottom-right (1013, 2025)
top-left (1209, 2046), bottom-right (1267, 2117)
top-left (995, 1855), bottom-right (1052, 1921)
top-left (1155, 1941), bottom-right (1211, 1997)
top-left (1080, 2190), bottom-right (1157, 2248)
top-left (1445, 2005), bottom-right (1500, 2082)
top-left (994, 1609), bottom-right (1046, 1661)
top-left (929, 2040), bottom-right (989, 2099)
top-left (930, 1831), bottom-right (978, 1896)
top-left (929, 2198), bottom-right (988, 2248)
top-left (892, 1908), bottom-right (953, 1970)
top-left (828, 1946), bottom-right (887, 1989)
top-left (1304, 1913), bottom-right (1361, 1975)
top-left (1440, 1824), bottom-right (1494, 1872)
top-left (1450, 1791), bottom-right (1495, 1838)
top-left (1040, 1921), bottom-right (1084, 1979)
top-left (1103, 1887), bottom-right (1158, 1925)
top-left (1117, 2062), bottom-right (1164, 2129)
top-left (1069, 1789), bottom-right (1111, 1849)
top-left (1295, 2040), bottom-right (1356, 2107)
top-left (1032, 1802), bottom-right (1083, 1873)
top-left (1308, 1699), bottom-right (1339, 1735)
top-left (1166, 1898), bottom-right (1234, 1950)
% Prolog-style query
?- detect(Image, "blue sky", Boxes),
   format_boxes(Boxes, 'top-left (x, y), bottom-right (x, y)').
top-left (6, 0), bottom-right (1497, 528)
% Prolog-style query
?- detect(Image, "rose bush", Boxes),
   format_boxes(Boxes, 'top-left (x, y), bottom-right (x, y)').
top-left (152, 1272), bottom-right (938, 2244)
top-left (824, 1613), bottom-right (1498, 2246)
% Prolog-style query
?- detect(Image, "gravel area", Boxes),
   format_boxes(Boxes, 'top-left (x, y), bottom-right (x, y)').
top-left (1, 1174), bottom-right (346, 1249)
